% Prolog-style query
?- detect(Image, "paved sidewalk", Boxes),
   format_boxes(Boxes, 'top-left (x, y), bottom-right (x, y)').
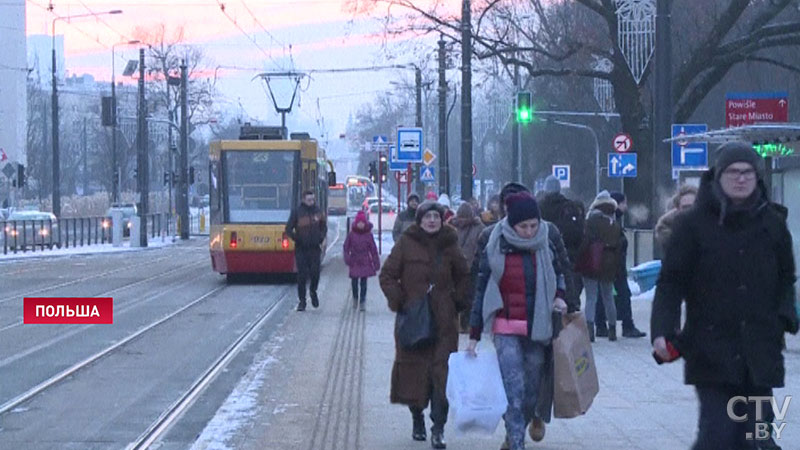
top-left (192, 255), bottom-right (800, 450)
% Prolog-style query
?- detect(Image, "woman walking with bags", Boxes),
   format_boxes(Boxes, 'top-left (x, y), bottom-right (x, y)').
top-left (379, 200), bottom-right (471, 449)
top-left (343, 211), bottom-right (380, 311)
top-left (576, 190), bottom-right (622, 342)
top-left (467, 192), bottom-right (568, 450)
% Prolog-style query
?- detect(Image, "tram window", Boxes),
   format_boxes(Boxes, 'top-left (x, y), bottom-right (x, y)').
top-left (223, 151), bottom-right (297, 223)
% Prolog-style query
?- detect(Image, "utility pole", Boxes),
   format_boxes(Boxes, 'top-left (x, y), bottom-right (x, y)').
top-left (82, 118), bottom-right (88, 195)
top-left (460, 0), bottom-right (473, 201)
top-left (137, 48), bottom-right (148, 247)
top-left (179, 60), bottom-right (190, 239)
top-left (438, 36), bottom-right (447, 196)
top-left (51, 40), bottom-right (60, 217)
top-left (653, 0), bottom-right (673, 225)
top-left (512, 61), bottom-right (521, 183)
top-left (415, 66), bottom-right (423, 196)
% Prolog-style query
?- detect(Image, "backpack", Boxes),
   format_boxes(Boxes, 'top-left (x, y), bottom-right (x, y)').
top-left (555, 200), bottom-right (585, 251)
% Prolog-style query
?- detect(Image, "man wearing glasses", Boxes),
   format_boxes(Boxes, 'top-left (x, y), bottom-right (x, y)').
top-left (651, 142), bottom-right (798, 450)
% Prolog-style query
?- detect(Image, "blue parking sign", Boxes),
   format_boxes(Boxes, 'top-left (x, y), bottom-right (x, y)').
top-left (552, 165), bottom-right (570, 188)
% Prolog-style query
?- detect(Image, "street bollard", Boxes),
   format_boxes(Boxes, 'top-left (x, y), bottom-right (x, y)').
top-left (130, 216), bottom-right (142, 248)
top-left (200, 214), bottom-right (205, 233)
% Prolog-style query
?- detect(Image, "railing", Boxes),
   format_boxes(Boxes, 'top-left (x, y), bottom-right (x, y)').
top-left (1, 213), bottom-right (169, 256)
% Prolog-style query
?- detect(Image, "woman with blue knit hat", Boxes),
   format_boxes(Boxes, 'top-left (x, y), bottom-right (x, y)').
top-left (467, 191), bottom-right (568, 450)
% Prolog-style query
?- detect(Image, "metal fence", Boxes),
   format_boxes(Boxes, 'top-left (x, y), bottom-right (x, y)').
top-left (1, 214), bottom-right (170, 255)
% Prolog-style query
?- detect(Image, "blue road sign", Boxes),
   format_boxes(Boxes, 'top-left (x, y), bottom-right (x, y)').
top-left (419, 166), bottom-right (436, 183)
top-left (397, 127), bottom-right (423, 163)
top-left (608, 153), bottom-right (637, 178)
top-left (552, 164), bottom-right (570, 188)
top-left (372, 135), bottom-right (388, 144)
top-left (672, 124), bottom-right (708, 169)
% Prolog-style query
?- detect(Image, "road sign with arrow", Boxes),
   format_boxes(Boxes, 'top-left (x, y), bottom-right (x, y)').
top-left (608, 153), bottom-right (637, 178)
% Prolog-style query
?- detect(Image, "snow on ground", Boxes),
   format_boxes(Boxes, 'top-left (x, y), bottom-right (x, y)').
top-left (633, 286), bottom-right (656, 302)
top-left (0, 237), bottom-right (177, 263)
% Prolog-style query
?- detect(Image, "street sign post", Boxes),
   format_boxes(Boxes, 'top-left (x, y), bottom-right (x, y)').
top-left (472, 163), bottom-right (477, 177)
top-left (725, 92), bottom-right (788, 128)
top-left (395, 171), bottom-right (409, 183)
top-left (396, 127), bottom-right (424, 162)
top-left (613, 133), bottom-right (633, 153)
top-left (422, 148), bottom-right (436, 166)
top-left (608, 153), bottom-right (637, 178)
top-left (420, 166), bottom-right (436, 183)
top-left (672, 124), bottom-right (708, 177)
top-left (2, 163), bottom-right (15, 180)
top-left (389, 145), bottom-right (407, 171)
top-left (552, 164), bottom-right (571, 188)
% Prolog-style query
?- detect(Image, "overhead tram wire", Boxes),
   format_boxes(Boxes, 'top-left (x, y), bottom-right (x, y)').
top-left (239, 0), bottom-right (287, 49)
top-left (29, 0), bottom-right (119, 51)
top-left (76, 0), bottom-right (134, 43)
top-left (214, 0), bottom-right (283, 71)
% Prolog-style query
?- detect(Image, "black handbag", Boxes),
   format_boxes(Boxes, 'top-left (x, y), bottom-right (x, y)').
top-left (396, 251), bottom-right (442, 350)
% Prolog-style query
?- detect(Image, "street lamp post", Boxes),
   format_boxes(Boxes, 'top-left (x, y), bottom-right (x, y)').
top-left (547, 119), bottom-right (601, 195)
top-left (111, 39), bottom-right (140, 204)
top-left (52, 10), bottom-right (122, 217)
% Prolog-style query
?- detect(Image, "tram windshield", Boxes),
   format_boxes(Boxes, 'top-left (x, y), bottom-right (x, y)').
top-left (224, 150), bottom-right (297, 223)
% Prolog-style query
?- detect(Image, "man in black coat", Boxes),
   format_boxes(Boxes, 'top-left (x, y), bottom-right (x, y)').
top-left (651, 142), bottom-right (798, 450)
top-left (285, 190), bottom-right (328, 311)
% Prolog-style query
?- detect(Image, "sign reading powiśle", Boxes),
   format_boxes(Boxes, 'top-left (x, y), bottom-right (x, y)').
top-left (726, 92), bottom-right (788, 128)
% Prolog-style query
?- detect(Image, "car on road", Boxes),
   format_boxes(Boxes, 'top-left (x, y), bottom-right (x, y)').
top-left (2, 211), bottom-right (60, 250)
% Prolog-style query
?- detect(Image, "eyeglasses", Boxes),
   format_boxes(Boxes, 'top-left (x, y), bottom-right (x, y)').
top-left (721, 168), bottom-right (757, 181)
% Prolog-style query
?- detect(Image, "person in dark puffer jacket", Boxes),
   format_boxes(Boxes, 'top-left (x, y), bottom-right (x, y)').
top-left (285, 189), bottom-right (328, 311)
top-left (652, 142), bottom-right (799, 450)
top-left (467, 192), bottom-right (567, 450)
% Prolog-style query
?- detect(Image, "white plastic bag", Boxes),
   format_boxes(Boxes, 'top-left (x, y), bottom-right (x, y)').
top-left (446, 344), bottom-right (508, 435)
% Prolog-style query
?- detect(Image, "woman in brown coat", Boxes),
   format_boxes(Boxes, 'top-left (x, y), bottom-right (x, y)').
top-left (379, 200), bottom-right (471, 449)
top-left (577, 190), bottom-right (622, 342)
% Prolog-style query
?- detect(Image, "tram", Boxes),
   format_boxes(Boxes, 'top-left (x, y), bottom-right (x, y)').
top-left (209, 125), bottom-right (335, 279)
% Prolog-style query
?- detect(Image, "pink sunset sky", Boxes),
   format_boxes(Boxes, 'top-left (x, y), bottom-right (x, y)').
top-left (25, 0), bottom-right (462, 137)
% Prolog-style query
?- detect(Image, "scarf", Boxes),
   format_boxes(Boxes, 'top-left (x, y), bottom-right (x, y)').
top-left (482, 218), bottom-right (556, 343)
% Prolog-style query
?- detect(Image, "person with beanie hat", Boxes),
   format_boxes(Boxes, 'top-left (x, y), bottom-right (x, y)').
top-left (393, 193), bottom-right (421, 242)
top-left (425, 190), bottom-right (438, 201)
top-left (576, 190), bottom-right (621, 342)
top-left (651, 141), bottom-right (798, 450)
top-left (594, 191), bottom-right (646, 338)
top-left (467, 191), bottom-right (567, 450)
top-left (380, 199), bottom-right (470, 449)
top-left (343, 210), bottom-right (380, 311)
top-left (543, 175), bottom-right (561, 194)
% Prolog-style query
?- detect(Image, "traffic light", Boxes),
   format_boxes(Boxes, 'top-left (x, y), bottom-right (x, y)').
top-left (516, 91), bottom-right (533, 123)
top-left (17, 164), bottom-right (25, 188)
top-left (379, 155), bottom-right (388, 183)
top-left (133, 168), bottom-right (138, 180)
top-left (189, 167), bottom-right (195, 185)
top-left (368, 161), bottom-right (378, 183)
top-left (163, 171), bottom-right (170, 186)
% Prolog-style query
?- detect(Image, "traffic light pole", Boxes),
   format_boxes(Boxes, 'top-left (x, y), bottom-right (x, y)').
top-left (136, 48), bottom-right (148, 247)
top-left (377, 152), bottom-right (383, 255)
top-left (179, 61), bottom-right (189, 240)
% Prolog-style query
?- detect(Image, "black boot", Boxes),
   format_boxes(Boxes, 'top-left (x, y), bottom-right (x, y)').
top-left (412, 412), bottom-right (426, 441)
top-left (587, 322), bottom-right (595, 343)
top-left (311, 291), bottom-right (319, 308)
top-left (296, 300), bottom-right (306, 312)
top-left (595, 322), bottom-right (608, 338)
top-left (430, 426), bottom-right (446, 449)
top-left (608, 323), bottom-right (617, 341)
top-left (622, 321), bottom-right (646, 338)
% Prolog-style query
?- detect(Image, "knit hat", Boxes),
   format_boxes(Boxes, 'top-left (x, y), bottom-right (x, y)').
top-left (505, 192), bottom-right (540, 227)
top-left (437, 194), bottom-right (451, 208)
top-left (407, 193), bottom-right (420, 204)
top-left (589, 190), bottom-right (618, 215)
top-left (543, 175), bottom-right (561, 194)
top-left (353, 210), bottom-right (368, 230)
top-left (425, 191), bottom-right (438, 201)
top-left (714, 142), bottom-right (764, 180)
top-left (609, 191), bottom-right (626, 205)
top-left (415, 201), bottom-right (446, 225)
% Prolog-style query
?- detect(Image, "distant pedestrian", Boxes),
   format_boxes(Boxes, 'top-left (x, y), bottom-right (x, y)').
top-left (651, 142), bottom-right (798, 450)
top-left (426, 191), bottom-right (438, 201)
top-left (594, 192), bottom-right (646, 338)
top-left (469, 197), bottom-right (482, 216)
top-left (537, 175), bottom-right (585, 316)
top-left (393, 193), bottom-right (420, 242)
top-left (380, 200), bottom-right (471, 449)
top-left (450, 202), bottom-right (485, 332)
top-left (467, 192), bottom-right (568, 450)
top-left (343, 211), bottom-right (380, 311)
top-left (480, 195), bottom-right (502, 226)
top-left (285, 190), bottom-right (327, 311)
top-left (654, 184), bottom-right (698, 251)
top-left (438, 194), bottom-right (455, 223)
top-left (576, 190), bottom-right (621, 342)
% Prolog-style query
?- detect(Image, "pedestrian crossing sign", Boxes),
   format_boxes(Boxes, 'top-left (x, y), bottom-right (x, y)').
top-left (419, 166), bottom-right (436, 183)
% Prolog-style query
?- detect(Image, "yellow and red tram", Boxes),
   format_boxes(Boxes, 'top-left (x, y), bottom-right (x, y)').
top-left (209, 127), bottom-right (334, 278)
